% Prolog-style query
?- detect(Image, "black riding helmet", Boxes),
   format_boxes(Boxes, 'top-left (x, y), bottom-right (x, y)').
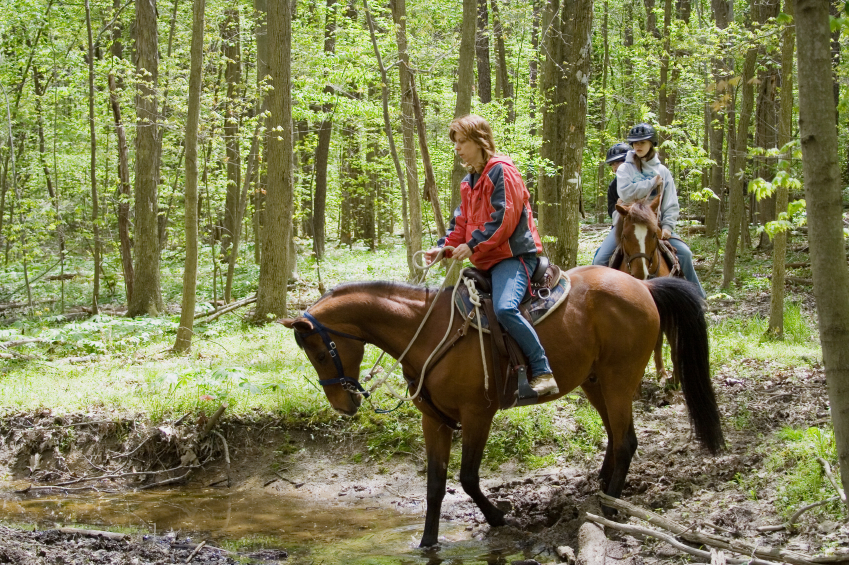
top-left (605, 142), bottom-right (631, 164)
top-left (626, 123), bottom-right (658, 146)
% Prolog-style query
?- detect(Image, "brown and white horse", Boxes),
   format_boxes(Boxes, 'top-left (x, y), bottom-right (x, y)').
top-left (283, 267), bottom-right (722, 547)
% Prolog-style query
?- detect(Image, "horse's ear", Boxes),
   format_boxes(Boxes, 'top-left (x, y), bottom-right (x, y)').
top-left (615, 201), bottom-right (629, 216)
top-left (650, 189), bottom-right (663, 212)
top-left (279, 317), bottom-right (314, 333)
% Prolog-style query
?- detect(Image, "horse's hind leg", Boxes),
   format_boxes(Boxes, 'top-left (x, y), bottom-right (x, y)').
top-left (654, 332), bottom-right (669, 386)
top-left (459, 415), bottom-right (506, 527)
top-left (420, 414), bottom-right (453, 547)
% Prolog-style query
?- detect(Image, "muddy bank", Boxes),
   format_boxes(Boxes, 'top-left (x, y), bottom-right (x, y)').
top-left (2, 359), bottom-right (849, 564)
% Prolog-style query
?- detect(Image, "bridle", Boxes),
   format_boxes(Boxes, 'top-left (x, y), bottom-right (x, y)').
top-left (619, 225), bottom-right (661, 280)
top-left (294, 311), bottom-right (371, 398)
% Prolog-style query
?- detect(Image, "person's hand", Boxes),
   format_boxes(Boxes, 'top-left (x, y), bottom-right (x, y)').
top-left (452, 243), bottom-right (473, 262)
top-left (660, 228), bottom-right (672, 240)
top-left (653, 175), bottom-right (663, 187)
top-left (425, 247), bottom-right (442, 265)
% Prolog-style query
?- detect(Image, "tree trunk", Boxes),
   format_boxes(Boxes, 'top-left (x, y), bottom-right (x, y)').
top-left (596, 0), bottom-right (609, 224)
top-left (450, 0), bottom-right (477, 211)
top-left (220, 8), bottom-right (243, 264)
top-left (410, 72), bottom-right (446, 237)
top-left (85, 0), bottom-right (100, 314)
top-left (254, 0), bottom-right (293, 322)
top-left (174, 0), bottom-right (205, 351)
top-left (795, 0), bottom-right (849, 504)
top-left (527, 0), bottom-right (541, 199)
top-left (490, 0), bottom-right (514, 122)
top-left (254, 0), bottom-right (269, 266)
top-left (312, 0), bottom-right (336, 260)
top-left (722, 47), bottom-right (757, 289)
top-left (768, 0), bottom-right (794, 338)
top-left (658, 0), bottom-right (672, 160)
top-left (706, 0), bottom-right (732, 236)
top-left (392, 0), bottom-right (423, 277)
top-left (476, 0), bottom-right (492, 103)
top-left (537, 0), bottom-right (566, 255)
top-left (559, 0), bottom-right (593, 268)
top-left (127, 0), bottom-right (164, 317)
top-left (755, 0), bottom-right (780, 249)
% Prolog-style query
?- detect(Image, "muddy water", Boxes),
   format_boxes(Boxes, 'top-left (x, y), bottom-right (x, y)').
top-left (0, 488), bottom-right (531, 564)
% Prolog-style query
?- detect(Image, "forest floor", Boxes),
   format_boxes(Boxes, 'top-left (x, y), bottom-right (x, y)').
top-left (0, 232), bottom-right (844, 564)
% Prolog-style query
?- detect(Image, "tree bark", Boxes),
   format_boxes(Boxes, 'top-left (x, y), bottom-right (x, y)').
top-left (254, 0), bottom-right (294, 322)
top-left (253, 0), bottom-right (269, 266)
top-left (490, 0), bottom-right (514, 122)
top-left (768, 0), bottom-right (795, 338)
top-left (559, 0), bottom-right (594, 268)
top-left (127, 0), bottom-right (164, 317)
top-left (706, 0), bottom-right (733, 236)
top-left (312, 0), bottom-right (336, 260)
top-left (755, 0), bottom-right (780, 249)
top-left (450, 0), bottom-right (477, 211)
top-left (392, 0), bottom-right (423, 277)
top-left (795, 0), bottom-right (849, 503)
top-left (220, 9), bottom-right (243, 265)
top-left (410, 72), bottom-right (446, 237)
top-left (174, 0), bottom-right (205, 351)
top-left (476, 0), bottom-right (492, 103)
top-left (596, 0), bottom-right (609, 224)
top-left (85, 0), bottom-right (100, 314)
top-left (721, 47), bottom-right (758, 289)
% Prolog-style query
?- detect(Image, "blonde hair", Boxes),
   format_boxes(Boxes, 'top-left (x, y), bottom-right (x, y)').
top-left (449, 115), bottom-right (496, 172)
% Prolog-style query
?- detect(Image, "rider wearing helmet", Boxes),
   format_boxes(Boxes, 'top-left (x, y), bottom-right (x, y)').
top-left (605, 142), bottom-right (630, 218)
top-left (592, 123), bottom-right (706, 298)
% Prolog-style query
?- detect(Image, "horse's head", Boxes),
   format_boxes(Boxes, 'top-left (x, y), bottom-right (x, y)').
top-left (615, 192), bottom-right (663, 280)
top-left (282, 314), bottom-right (367, 416)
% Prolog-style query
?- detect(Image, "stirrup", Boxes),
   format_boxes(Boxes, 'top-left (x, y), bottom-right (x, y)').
top-left (515, 366), bottom-right (539, 406)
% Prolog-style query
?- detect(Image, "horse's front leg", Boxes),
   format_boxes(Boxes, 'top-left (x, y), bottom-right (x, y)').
top-left (420, 414), bottom-right (453, 547)
top-left (459, 414), bottom-right (505, 527)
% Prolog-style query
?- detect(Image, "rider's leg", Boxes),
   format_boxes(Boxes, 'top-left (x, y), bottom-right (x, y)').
top-left (490, 255), bottom-right (558, 396)
top-left (592, 227), bottom-right (618, 266)
top-left (667, 236), bottom-right (706, 299)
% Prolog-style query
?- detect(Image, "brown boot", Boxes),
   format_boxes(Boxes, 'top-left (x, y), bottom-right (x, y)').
top-left (529, 373), bottom-right (559, 396)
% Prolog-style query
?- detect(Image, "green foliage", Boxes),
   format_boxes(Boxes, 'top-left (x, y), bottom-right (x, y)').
top-left (766, 427), bottom-right (844, 522)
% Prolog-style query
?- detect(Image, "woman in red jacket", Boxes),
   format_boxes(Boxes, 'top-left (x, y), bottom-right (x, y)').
top-left (425, 115), bottom-right (557, 396)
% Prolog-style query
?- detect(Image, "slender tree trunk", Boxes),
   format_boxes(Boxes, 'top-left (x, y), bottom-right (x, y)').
top-left (254, 0), bottom-right (269, 265)
top-left (312, 0), bottom-right (336, 260)
top-left (450, 0), bottom-right (477, 210)
top-left (490, 0), bottom-right (514, 122)
top-left (795, 0), bottom-right (849, 502)
top-left (559, 0), bottom-right (593, 268)
top-left (476, 0), bottom-right (492, 103)
top-left (596, 0), bottom-right (609, 223)
top-left (706, 0), bottom-right (732, 235)
top-left (220, 8), bottom-right (243, 264)
top-left (410, 72), bottom-right (445, 237)
top-left (722, 47), bottom-right (758, 289)
top-left (85, 0), bottom-right (100, 314)
top-left (527, 0), bottom-right (541, 199)
top-left (254, 0), bottom-right (293, 322)
top-left (128, 0), bottom-right (164, 317)
top-left (174, 0), bottom-right (205, 351)
top-left (768, 0), bottom-right (795, 338)
top-left (392, 0), bottom-right (422, 276)
top-left (658, 0), bottom-right (672, 160)
top-left (755, 0), bottom-right (780, 249)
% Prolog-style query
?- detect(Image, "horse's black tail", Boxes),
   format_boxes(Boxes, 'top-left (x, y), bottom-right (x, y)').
top-left (645, 278), bottom-right (725, 454)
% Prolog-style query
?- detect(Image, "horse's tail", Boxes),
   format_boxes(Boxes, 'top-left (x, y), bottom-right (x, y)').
top-left (644, 277), bottom-right (725, 454)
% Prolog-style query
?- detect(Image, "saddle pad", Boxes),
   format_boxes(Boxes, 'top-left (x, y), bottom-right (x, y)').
top-left (453, 273), bottom-right (571, 333)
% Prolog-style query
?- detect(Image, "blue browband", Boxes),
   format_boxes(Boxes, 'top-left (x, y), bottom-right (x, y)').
top-left (297, 312), bottom-right (370, 398)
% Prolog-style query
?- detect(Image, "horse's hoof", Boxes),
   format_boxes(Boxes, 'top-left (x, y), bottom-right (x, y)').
top-left (419, 536), bottom-right (439, 548)
top-left (601, 504), bottom-right (618, 518)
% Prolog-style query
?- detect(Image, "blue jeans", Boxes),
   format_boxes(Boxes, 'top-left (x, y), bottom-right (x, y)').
top-left (490, 254), bottom-right (552, 377)
top-left (592, 227), bottom-right (706, 299)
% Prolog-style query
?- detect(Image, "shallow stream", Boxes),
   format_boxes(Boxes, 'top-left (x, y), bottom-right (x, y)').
top-left (0, 487), bottom-right (535, 564)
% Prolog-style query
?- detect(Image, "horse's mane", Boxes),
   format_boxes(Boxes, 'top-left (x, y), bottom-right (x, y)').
top-left (312, 280), bottom-right (429, 307)
top-left (615, 199), bottom-right (659, 241)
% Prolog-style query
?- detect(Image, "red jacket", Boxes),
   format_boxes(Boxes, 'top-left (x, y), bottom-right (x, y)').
top-left (438, 155), bottom-right (543, 270)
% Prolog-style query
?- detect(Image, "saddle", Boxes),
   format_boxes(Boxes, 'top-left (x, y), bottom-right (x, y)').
top-left (459, 258), bottom-right (565, 409)
top-left (609, 237), bottom-right (684, 278)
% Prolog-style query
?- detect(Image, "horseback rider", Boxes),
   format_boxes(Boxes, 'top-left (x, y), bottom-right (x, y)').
top-left (604, 142), bottom-right (631, 219)
top-left (592, 123), bottom-right (706, 299)
top-left (425, 114), bottom-right (559, 397)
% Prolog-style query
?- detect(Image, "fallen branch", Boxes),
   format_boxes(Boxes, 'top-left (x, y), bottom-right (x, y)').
top-left (597, 493), bottom-right (819, 565)
top-left (138, 470), bottom-right (192, 490)
top-left (56, 527), bottom-right (128, 541)
top-left (15, 484), bottom-right (114, 494)
top-left (212, 430), bottom-right (231, 488)
top-left (0, 337), bottom-right (52, 348)
top-left (185, 540), bottom-right (206, 563)
top-left (585, 512), bottom-right (781, 565)
top-left (194, 295), bottom-right (256, 321)
top-left (818, 458), bottom-right (847, 504)
top-left (274, 471), bottom-right (304, 488)
top-left (53, 464), bottom-right (198, 487)
top-left (203, 403), bottom-right (227, 435)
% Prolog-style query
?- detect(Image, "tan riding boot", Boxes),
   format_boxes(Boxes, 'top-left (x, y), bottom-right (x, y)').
top-left (529, 373), bottom-right (559, 396)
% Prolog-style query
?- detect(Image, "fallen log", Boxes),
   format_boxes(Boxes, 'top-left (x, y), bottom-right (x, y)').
top-left (576, 520), bottom-right (607, 565)
top-left (597, 493), bottom-right (820, 565)
top-left (56, 527), bottom-right (128, 541)
top-left (194, 295), bottom-right (256, 320)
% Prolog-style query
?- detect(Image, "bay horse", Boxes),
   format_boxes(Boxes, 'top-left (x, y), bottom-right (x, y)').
top-left (282, 267), bottom-right (723, 547)
top-left (613, 192), bottom-right (678, 385)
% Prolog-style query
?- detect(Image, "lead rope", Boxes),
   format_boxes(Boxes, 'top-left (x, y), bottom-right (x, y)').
top-left (362, 247), bottom-right (491, 402)
top-left (463, 275), bottom-right (490, 392)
